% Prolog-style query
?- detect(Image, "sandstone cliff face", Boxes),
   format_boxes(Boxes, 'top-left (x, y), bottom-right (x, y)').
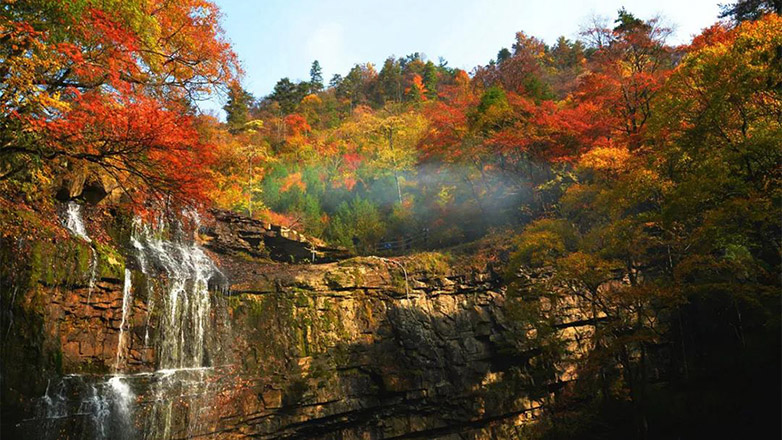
top-left (0, 213), bottom-right (598, 439)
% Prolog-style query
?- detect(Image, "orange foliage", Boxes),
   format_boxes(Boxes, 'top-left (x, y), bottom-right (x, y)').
top-left (284, 114), bottom-right (311, 137)
top-left (1, 0), bottom-right (238, 211)
top-left (257, 208), bottom-right (298, 227)
top-left (405, 74), bottom-right (427, 100)
top-left (280, 172), bottom-right (306, 193)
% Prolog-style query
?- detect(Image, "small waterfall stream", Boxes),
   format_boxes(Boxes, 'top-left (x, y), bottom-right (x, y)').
top-left (35, 205), bottom-right (225, 439)
top-left (64, 201), bottom-right (99, 300)
top-left (115, 269), bottom-right (133, 372)
top-left (65, 201), bottom-right (91, 242)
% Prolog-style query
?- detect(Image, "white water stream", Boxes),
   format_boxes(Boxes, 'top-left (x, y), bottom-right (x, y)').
top-left (114, 269), bottom-right (133, 371)
top-left (130, 215), bottom-right (222, 439)
top-left (65, 202), bottom-right (91, 242)
top-left (42, 206), bottom-right (223, 439)
top-left (64, 201), bottom-right (98, 300)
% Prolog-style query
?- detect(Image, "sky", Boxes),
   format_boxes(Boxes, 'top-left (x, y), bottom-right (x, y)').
top-left (202, 0), bottom-right (723, 116)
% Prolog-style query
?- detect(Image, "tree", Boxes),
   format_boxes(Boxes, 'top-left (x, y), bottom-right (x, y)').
top-left (378, 57), bottom-right (403, 103)
top-left (376, 111), bottom-right (426, 204)
top-left (506, 15), bottom-right (782, 437)
top-left (548, 36), bottom-right (586, 97)
top-left (208, 118), bottom-right (268, 217)
top-left (423, 61), bottom-right (439, 99)
top-left (329, 74), bottom-right (343, 89)
top-left (496, 47), bottom-right (512, 64)
top-left (578, 9), bottom-right (674, 148)
top-left (329, 196), bottom-right (385, 252)
top-left (269, 78), bottom-right (305, 114)
top-left (719, 0), bottom-right (781, 22)
top-left (475, 32), bottom-right (552, 100)
top-left (0, 0), bottom-right (239, 208)
top-left (336, 64), bottom-right (378, 108)
top-left (405, 74), bottom-right (426, 102)
top-left (309, 60), bottom-right (324, 92)
top-left (224, 82), bottom-right (255, 131)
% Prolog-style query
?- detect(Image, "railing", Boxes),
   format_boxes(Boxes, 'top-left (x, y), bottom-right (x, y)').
top-left (367, 229), bottom-right (430, 253)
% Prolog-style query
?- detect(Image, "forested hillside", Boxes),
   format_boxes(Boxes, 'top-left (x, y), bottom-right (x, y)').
top-left (1, 0), bottom-right (780, 438)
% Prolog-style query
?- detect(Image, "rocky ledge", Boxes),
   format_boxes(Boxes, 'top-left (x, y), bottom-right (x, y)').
top-left (200, 209), bottom-right (350, 263)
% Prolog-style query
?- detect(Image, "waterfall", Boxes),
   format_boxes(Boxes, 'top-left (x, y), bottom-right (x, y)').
top-left (107, 376), bottom-right (134, 435)
top-left (33, 375), bottom-right (133, 440)
top-left (114, 269), bottom-right (133, 371)
top-left (132, 236), bottom-right (155, 347)
top-left (81, 383), bottom-right (110, 439)
top-left (131, 217), bottom-right (220, 370)
top-left (63, 201), bottom-right (98, 300)
top-left (130, 216), bottom-right (222, 439)
top-left (37, 378), bottom-right (67, 438)
top-left (33, 210), bottom-right (225, 440)
top-left (65, 201), bottom-right (91, 242)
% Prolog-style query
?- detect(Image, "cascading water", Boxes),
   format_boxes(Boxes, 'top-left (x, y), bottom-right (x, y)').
top-left (51, 203), bottom-right (136, 438)
top-left (107, 376), bottom-right (134, 434)
top-left (34, 209), bottom-right (225, 439)
top-left (65, 201), bottom-right (91, 242)
top-left (115, 269), bottom-right (134, 371)
top-left (130, 213), bottom-right (223, 439)
top-left (34, 374), bottom-right (134, 440)
top-left (63, 201), bottom-right (99, 300)
top-left (132, 236), bottom-right (156, 347)
top-left (135, 225), bottom-right (216, 369)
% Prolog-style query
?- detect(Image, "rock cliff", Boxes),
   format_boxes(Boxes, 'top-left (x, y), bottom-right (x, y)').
top-left (0, 210), bottom-right (598, 439)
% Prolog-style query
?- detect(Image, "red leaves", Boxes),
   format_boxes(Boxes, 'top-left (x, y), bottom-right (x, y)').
top-left (39, 91), bottom-right (214, 206)
top-left (575, 17), bottom-right (674, 148)
top-left (342, 152), bottom-right (363, 171)
top-left (687, 23), bottom-right (731, 51)
top-left (284, 114), bottom-right (311, 137)
top-left (68, 9), bottom-right (143, 93)
top-left (420, 100), bottom-right (469, 161)
top-left (1, 0), bottom-right (238, 212)
top-left (422, 84), bottom-right (613, 166)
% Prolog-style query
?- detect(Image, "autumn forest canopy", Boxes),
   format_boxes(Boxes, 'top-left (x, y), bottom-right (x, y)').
top-left (1, 0), bottom-right (781, 438)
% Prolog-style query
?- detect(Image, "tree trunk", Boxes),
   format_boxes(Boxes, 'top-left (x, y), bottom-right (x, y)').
top-left (388, 128), bottom-right (403, 204)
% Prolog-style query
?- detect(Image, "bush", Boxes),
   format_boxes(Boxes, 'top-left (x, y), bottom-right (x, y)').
top-left (328, 196), bottom-right (386, 253)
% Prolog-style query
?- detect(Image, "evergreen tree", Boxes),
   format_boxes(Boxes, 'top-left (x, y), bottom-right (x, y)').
top-left (269, 77), bottom-right (304, 114)
top-left (423, 61), bottom-right (439, 99)
top-left (378, 57), bottom-right (402, 103)
top-left (223, 82), bottom-right (255, 130)
top-left (720, 0), bottom-right (781, 22)
top-left (613, 7), bottom-right (650, 34)
top-left (329, 73), bottom-right (343, 89)
top-left (496, 47), bottom-right (511, 64)
top-left (309, 60), bottom-right (324, 92)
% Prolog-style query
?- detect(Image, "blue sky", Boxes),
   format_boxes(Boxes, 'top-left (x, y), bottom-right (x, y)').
top-left (202, 0), bottom-right (722, 116)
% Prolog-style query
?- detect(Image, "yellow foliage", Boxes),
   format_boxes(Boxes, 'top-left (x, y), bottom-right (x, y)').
top-left (578, 146), bottom-right (631, 175)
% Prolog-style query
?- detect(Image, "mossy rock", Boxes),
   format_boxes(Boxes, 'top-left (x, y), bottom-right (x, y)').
top-left (94, 242), bottom-right (125, 281)
top-left (404, 252), bottom-right (453, 276)
top-left (29, 238), bottom-right (93, 287)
